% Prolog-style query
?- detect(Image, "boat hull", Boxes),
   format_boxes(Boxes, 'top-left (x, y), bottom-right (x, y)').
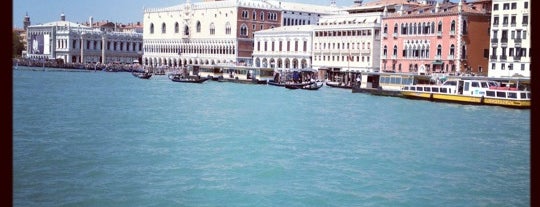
top-left (401, 91), bottom-right (530, 108)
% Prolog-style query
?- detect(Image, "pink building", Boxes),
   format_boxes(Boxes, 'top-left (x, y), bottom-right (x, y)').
top-left (380, 0), bottom-right (491, 76)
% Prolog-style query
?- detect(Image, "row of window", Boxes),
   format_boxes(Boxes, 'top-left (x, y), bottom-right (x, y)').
top-left (493, 2), bottom-right (528, 11)
top-left (382, 44), bottom-right (464, 59)
top-left (313, 42), bottom-right (371, 50)
top-left (383, 20), bottom-right (467, 36)
top-left (283, 18), bottom-right (311, 26)
top-left (491, 47), bottom-right (529, 59)
top-left (314, 29), bottom-right (374, 37)
top-left (491, 63), bottom-right (529, 71)
top-left (241, 10), bottom-right (278, 21)
top-left (256, 41), bottom-right (308, 52)
top-left (66, 39), bottom-right (142, 52)
top-left (148, 21), bottom-right (233, 35)
top-left (313, 55), bottom-right (371, 63)
top-left (492, 29), bottom-right (527, 40)
top-left (492, 15), bottom-right (529, 26)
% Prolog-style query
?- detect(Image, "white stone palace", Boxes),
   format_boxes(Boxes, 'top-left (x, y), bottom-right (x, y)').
top-left (25, 13), bottom-right (143, 64)
top-left (142, 0), bottom-right (341, 68)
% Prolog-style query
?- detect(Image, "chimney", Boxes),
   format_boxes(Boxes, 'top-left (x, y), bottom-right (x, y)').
top-left (60, 12), bottom-right (65, 21)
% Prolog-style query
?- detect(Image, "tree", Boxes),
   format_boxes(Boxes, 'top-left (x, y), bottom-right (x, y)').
top-left (13, 31), bottom-right (24, 58)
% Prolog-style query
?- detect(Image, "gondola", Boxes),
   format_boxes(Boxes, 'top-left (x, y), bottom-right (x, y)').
top-left (285, 81), bottom-right (323, 90)
top-left (325, 81), bottom-right (352, 89)
top-left (268, 80), bottom-right (314, 87)
top-left (132, 71), bottom-right (152, 79)
top-left (168, 74), bottom-right (209, 83)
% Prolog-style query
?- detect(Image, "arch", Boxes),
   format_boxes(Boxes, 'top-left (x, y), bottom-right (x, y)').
top-left (150, 23), bottom-right (154, 34)
top-left (209, 23), bottom-right (215, 35)
top-left (225, 22), bottom-right (231, 34)
top-left (462, 20), bottom-right (468, 34)
top-left (255, 57), bottom-right (261, 67)
top-left (450, 20), bottom-right (456, 32)
top-left (161, 22), bottom-right (166, 34)
top-left (285, 58), bottom-right (290, 68)
top-left (383, 23), bottom-right (388, 34)
top-left (175, 22), bottom-right (180, 33)
top-left (292, 58), bottom-right (298, 69)
top-left (240, 24), bottom-right (248, 37)
top-left (196, 21), bottom-right (201, 33)
top-left (184, 25), bottom-right (190, 36)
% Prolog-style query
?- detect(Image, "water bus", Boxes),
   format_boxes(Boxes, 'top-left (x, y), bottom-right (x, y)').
top-left (400, 77), bottom-right (531, 109)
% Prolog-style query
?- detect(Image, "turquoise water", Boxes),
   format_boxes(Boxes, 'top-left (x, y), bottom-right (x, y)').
top-left (13, 67), bottom-right (530, 206)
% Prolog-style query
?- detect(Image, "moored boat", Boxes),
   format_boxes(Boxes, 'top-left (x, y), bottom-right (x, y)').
top-left (168, 74), bottom-right (209, 83)
top-left (400, 78), bottom-right (531, 109)
top-left (132, 72), bottom-right (152, 79)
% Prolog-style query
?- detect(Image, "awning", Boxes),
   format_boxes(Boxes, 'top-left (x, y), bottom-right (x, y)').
top-left (432, 61), bottom-right (443, 65)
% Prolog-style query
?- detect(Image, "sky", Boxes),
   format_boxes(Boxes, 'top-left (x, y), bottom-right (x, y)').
top-left (12, 0), bottom-right (364, 28)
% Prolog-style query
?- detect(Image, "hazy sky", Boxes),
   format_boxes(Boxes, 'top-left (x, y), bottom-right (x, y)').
top-left (13, 0), bottom-right (367, 28)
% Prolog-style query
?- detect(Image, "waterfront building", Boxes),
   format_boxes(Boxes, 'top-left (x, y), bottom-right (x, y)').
top-left (25, 13), bottom-right (143, 64)
top-left (253, 25), bottom-right (314, 70)
top-left (488, 0), bottom-right (530, 78)
top-left (380, 0), bottom-right (491, 76)
top-left (142, 0), bottom-right (340, 68)
top-left (311, 0), bottom-right (423, 74)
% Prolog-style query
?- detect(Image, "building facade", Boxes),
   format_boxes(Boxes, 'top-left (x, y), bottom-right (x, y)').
top-left (253, 25), bottom-right (314, 70)
top-left (381, 0), bottom-right (491, 75)
top-left (142, 0), bottom-right (340, 68)
top-left (312, 12), bottom-right (383, 73)
top-left (25, 14), bottom-right (143, 64)
top-left (488, 0), bottom-right (530, 78)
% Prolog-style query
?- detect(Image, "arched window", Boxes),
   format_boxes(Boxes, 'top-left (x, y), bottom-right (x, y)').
top-left (184, 25), bottom-right (189, 36)
top-left (393, 23), bottom-right (398, 34)
top-left (383, 24), bottom-right (388, 34)
top-left (393, 45), bottom-right (398, 56)
top-left (437, 44), bottom-right (442, 56)
top-left (196, 21), bottom-right (201, 33)
top-left (225, 22), bottom-right (231, 35)
top-left (431, 22), bottom-right (435, 34)
top-left (383, 45), bottom-right (387, 56)
top-left (450, 44), bottom-right (455, 56)
top-left (209, 23), bottom-right (215, 35)
top-left (260, 12), bottom-right (264, 21)
top-left (150, 23), bottom-right (154, 34)
top-left (161, 23), bottom-right (166, 34)
top-left (450, 20), bottom-right (456, 32)
top-left (175, 22), bottom-right (179, 33)
top-left (253, 11), bottom-right (257, 20)
top-left (437, 21), bottom-right (443, 33)
top-left (240, 24), bottom-right (248, 37)
top-left (401, 23), bottom-right (407, 34)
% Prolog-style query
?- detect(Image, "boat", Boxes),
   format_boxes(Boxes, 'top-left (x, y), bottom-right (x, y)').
top-left (168, 74), bottom-right (209, 83)
top-left (132, 71), bottom-right (152, 79)
top-left (325, 81), bottom-right (352, 89)
top-left (285, 81), bottom-right (324, 90)
top-left (400, 78), bottom-right (531, 109)
top-left (268, 80), bottom-right (315, 87)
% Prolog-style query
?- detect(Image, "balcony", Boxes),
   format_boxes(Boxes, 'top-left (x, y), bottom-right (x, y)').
top-left (500, 55), bottom-right (507, 61)
top-left (500, 38), bottom-right (508, 47)
top-left (360, 49), bottom-right (371, 55)
top-left (490, 55), bottom-right (497, 61)
top-left (383, 33), bottom-right (388, 38)
top-left (381, 54), bottom-right (387, 59)
top-left (437, 31), bottom-right (442, 37)
top-left (514, 38), bottom-right (522, 47)
top-left (449, 31), bottom-right (455, 36)
top-left (513, 55), bottom-right (521, 62)
top-left (392, 33), bottom-right (397, 38)
top-left (447, 54), bottom-right (454, 60)
top-left (435, 55), bottom-right (442, 60)
top-left (391, 55), bottom-right (397, 60)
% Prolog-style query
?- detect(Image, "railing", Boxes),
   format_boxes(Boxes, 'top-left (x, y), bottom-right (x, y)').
top-left (392, 33), bottom-right (397, 38)
top-left (447, 55), bottom-right (454, 60)
top-left (437, 31), bottom-right (442, 37)
top-left (500, 55), bottom-right (507, 61)
top-left (490, 55), bottom-right (497, 61)
top-left (513, 55), bottom-right (521, 61)
top-left (391, 55), bottom-right (397, 60)
top-left (449, 31), bottom-right (455, 36)
top-left (435, 55), bottom-right (441, 60)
